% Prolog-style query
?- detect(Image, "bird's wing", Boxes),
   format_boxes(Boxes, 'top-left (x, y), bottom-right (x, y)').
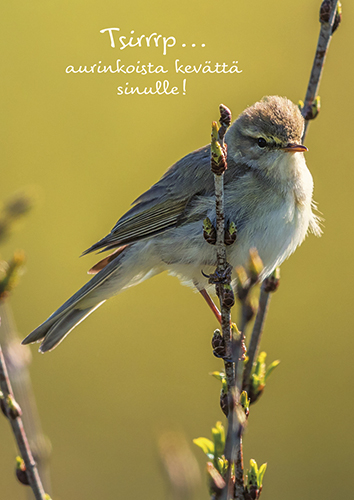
top-left (82, 144), bottom-right (250, 255)
top-left (83, 145), bottom-right (215, 254)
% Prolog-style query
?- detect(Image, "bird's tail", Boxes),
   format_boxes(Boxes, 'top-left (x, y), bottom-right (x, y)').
top-left (22, 245), bottom-right (141, 353)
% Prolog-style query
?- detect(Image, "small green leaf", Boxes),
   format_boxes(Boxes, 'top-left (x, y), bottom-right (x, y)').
top-left (217, 456), bottom-right (228, 476)
top-left (240, 391), bottom-right (250, 416)
top-left (210, 371), bottom-right (227, 392)
top-left (210, 371), bottom-right (225, 382)
top-left (257, 462), bottom-right (267, 487)
top-left (231, 322), bottom-right (240, 337)
top-left (193, 438), bottom-right (215, 459)
top-left (247, 459), bottom-right (258, 487)
top-left (264, 360), bottom-right (280, 382)
top-left (235, 265), bottom-right (249, 289)
top-left (212, 421), bottom-right (225, 459)
top-left (311, 96), bottom-right (321, 119)
top-left (228, 221), bottom-right (237, 235)
top-left (211, 121), bottom-right (219, 139)
top-left (248, 248), bottom-right (264, 282)
top-left (254, 352), bottom-right (266, 378)
top-left (15, 456), bottom-right (24, 470)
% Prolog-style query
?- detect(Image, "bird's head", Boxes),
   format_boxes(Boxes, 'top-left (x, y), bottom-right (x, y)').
top-left (226, 96), bottom-right (307, 174)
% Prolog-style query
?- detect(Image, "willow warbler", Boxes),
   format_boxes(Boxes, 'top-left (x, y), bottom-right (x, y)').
top-left (23, 96), bottom-right (321, 352)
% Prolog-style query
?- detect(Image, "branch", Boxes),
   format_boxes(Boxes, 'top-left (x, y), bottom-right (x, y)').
top-left (208, 106), bottom-right (247, 500)
top-left (0, 300), bottom-right (52, 497)
top-left (302, 0), bottom-right (341, 140)
top-left (199, 3), bottom-right (341, 499)
top-left (0, 342), bottom-right (48, 500)
top-left (222, 331), bottom-right (246, 500)
top-left (242, 281), bottom-right (272, 398)
top-left (243, 0), bottom-right (341, 399)
top-left (209, 108), bottom-right (235, 389)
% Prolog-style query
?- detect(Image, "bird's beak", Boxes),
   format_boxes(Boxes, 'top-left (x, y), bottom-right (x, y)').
top-left (282, 143), bottom-right (308, 153)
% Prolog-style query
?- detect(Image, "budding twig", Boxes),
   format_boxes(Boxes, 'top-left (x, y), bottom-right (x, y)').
top-left (242, 283), bottom-right (271, 398)
top-left (243, 0), bottom-right (341, 399)
top-left (208, 105), bottom-right (247, 500)
top-left (0, 343), bottom-right (47, 500)
top-left (302, 0), bottom-right (340, 140)
top-left (210, 110), bottom-right (234, 388)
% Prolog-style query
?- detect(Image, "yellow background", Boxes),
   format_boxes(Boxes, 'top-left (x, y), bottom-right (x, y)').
top-left (1, 1), bottom-right (353, 499)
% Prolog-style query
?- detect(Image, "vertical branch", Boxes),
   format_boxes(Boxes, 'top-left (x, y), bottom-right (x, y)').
top-left (0, 343), bottom-right (47, 500)
top-left (199, 3), bottom-right (341, 499)
top-left (210, 108), bottom-right (234, 388)
top-left (209, 106), bottom-right (247, 499)
top-left (222, 330), bottom-right (246, 500)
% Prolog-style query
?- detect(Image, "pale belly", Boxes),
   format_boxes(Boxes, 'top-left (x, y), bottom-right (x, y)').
top-left (157, 195), bottom-right (310, 291)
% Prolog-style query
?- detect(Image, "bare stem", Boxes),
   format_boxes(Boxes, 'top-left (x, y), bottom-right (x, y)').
top-left (0, 300), bottom-right (52, 496)
top-left (0, 344), bottom-right (47, 500)
top-left (302, 0), bottom-right (339, 140)
top-left (242, 283), bottom-right (271, 397)
top-left (222, 332), bottom-right (246, 500)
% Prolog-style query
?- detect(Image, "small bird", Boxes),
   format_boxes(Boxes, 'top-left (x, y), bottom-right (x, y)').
top-left (22, 96), bottom-right (321, 353)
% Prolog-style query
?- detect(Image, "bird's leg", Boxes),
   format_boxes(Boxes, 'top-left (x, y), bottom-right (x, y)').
top-left (198, 288), bottom-right (222, 324)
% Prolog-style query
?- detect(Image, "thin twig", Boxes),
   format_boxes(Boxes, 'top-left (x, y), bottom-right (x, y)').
top-left (243, 0), bottom-right (340, 401)
top-left (242, 283), bottom-right (271, 397)
top-left (0, 343), bottom-right (47, 500)
top-left (222, 332), bottom-right (246, 500)
top-left (211, 110), bottom-right (234, 390)
top-left (209, 107), bottom-right (247, 499)
top-left (302, 0), bottom-right (339, 140)
top-left (0, 300), bottom-right (52, 496)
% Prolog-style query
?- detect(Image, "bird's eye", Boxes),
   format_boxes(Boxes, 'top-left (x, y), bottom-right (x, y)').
top-left (257, 138), bottom-right (267, 148)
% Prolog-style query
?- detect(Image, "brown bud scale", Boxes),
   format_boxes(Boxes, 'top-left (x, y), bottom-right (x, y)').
top-left (203, 228), bottom-right (216, 245)
top-left (211, 331), bottom-right (226, 358)
top-left (211, 144), bottom-right (228, 175)
top-left (263, 275), bottom-right (280, 293)
top-left (320, 0), bottom-right (341, 33)
top-left (220, 391), bottom-right (228, 417)
top-left (224, 222), bottom-right (237, 246)
top-left (247, 485), bottom-right (259, 500)
top-left (16, 464), bottom-right (30, 486)
top-left (0, 397), bottom-right (8, 418)
top-left (222, 286), bottom-right (235, 309)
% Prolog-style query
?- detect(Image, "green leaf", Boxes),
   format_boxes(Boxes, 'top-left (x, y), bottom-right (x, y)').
top-left (240, 391), bottom-right (250, 415)
top-left (210, 371), bottom-right (225, 382)
top-left (247, 459), bottom-right (258, 487)
top-left (193, 438), bottom-right (215, 459)
top-left (257, 462), bottom-right (267, 487)
top-left (264, 360), bottom-right (280, 382)
top-left (217, 456), bottom-right (228, 476)
top-left (251, 373), bottom-right (262, 392)
top-left (15, 456), bottom-right (24, 470)
top-left (210, 371), bottom-right (227, 392)
top-left (254, 352), bottom-right (266, 378)
top-left (212, 421), bottom-right (225, 459)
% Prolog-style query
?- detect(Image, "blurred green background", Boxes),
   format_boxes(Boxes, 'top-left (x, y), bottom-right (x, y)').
top-left (1, 1), bottom-right (353, 499)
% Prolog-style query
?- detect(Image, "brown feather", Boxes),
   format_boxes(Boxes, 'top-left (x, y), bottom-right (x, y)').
top-left (88, 245), bottom-right (129, 275)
